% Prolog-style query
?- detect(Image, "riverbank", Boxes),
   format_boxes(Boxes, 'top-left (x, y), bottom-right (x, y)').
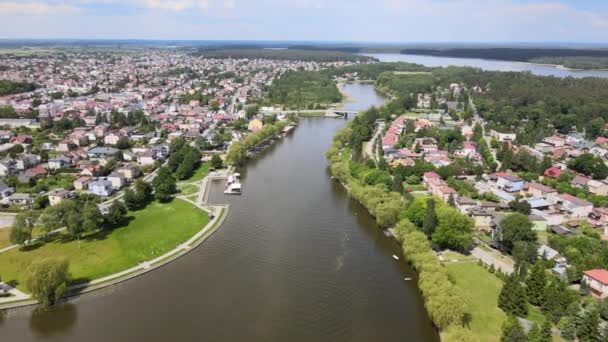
top-left (0, 171), bottom-right (231, 311)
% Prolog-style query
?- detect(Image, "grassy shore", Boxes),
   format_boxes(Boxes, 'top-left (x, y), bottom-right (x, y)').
top-left (184, 162), bottom-right (210, 182)
top-left (0, 199), bottom-right (208, 289)
top-left (445, 262), bottom-right (507, 342)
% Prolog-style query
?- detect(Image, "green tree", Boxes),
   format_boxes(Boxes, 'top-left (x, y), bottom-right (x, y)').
top-left (423, 198), bottom-right (438, 237)
top-left (81, 202), bottom-right (103, 234)
top-left (211, 154), bottom-right (223, 169)
top-left (104, 201), bottom-right (127, 228)
top-left (525, 261), bottom-right (547, 306)
top-left (10, 211), bottom-right (39, 245)
top-left (500, 316), bottom-right (527, 342)
top-left (577, 304), bottom-right (601, 342)
top-left (498, 274), bottom-right (528, 317)
top-left (24, 258), bottom-right (70, 307)
top-left (153, 166), bottom-right (177, 202)
top-left (497, 213), bottom-right (536, 253)
top-left (124, 188), bottom-right (138, 211)
top-left (134, 179), bottom-right (153, 207)
top-left (432, 206), bottom-right (474, 252)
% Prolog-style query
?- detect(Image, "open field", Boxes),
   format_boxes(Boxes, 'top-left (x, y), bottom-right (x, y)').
top-left (0, 199), bottom-right (208, 289)
top-left (183, 162), bottom-right (210, 183)
top-left (446, 262), bottom-right (507, 342)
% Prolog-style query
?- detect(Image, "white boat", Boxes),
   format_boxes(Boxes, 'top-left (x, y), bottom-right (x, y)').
top-left (224, 181), bottom-right (242, 195)
top-left (224, 173), bottom-right (242, 195)
top-left (392, 255), bottom-right (399, 260)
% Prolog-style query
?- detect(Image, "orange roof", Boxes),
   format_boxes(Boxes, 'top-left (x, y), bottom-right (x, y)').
top-left (584, 269), bottom-right (608, 285)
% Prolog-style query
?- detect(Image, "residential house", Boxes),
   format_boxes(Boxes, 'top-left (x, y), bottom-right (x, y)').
top-left (588, 180), bottom-right (608, 196)
top-left (15, 155), bottom-right (41, 171)
top-left (529, 214), bottom-right (548, 231)
top-left (583, 269), bottom-right (608, 299)
top-left (423, 171), bottom-right (441, 185)
top-left (88, 179), bottom-right (113, 197)
top-left (558, 194), bottom-right (593, 218)
top-left (0, 181), bottom-right (14, 202)
top-left (47, 188), bottom-right (72, 206)
top-left (572, 175), bottom-right (591, 188)
top-left (47, 156), bottom-right (72, 170)
top-left (8, 193), bottom-right (32, 206)
top-left (17, 165), bottom-right (46, 184)
top-left (73, 176), bottom-right (92, 191)
top-left (87, 146), bottom-right (120, 159)
top-left (0, 158), bottom-right (15, 176)
top-left (495, 173), bottom-right (524, 193)
top-left (107, 172), bottom-right (126, 190)
top-left (116, 165), bottom-right (140, 180)
top-left (138, 150), bottom-right (155, 166)
top-left (490, 130), bottom-right (516, 142)
top-left (456, 197), bottom-right (477, 214)
top-left (470, 209), bottom-right (493, 231)
top-left (434, 186), bottom-right (457, 203)
top-left (526, 182), bottom-right (559, 204)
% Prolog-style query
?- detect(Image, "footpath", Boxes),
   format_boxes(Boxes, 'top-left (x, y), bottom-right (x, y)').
top-left (0, 170), bottom-right (232, 310)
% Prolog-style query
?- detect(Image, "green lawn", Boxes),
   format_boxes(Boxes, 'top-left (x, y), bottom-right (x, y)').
top-left (446, 262), bottom-right (507, 342)
top-left (403, 183), bottom-right (427, 192)
top-left (0, 199), bottom-right (208, 289)
top-left (178, 183), bottom-right (199, 196)
top-left (183, 162), bottom-right (210, 182)
top-left (0, 228), bottom-right (10, 249)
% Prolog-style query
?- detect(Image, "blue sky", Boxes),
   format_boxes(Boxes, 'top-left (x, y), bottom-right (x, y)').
top-left (0, 0), bottom-right (607, 42)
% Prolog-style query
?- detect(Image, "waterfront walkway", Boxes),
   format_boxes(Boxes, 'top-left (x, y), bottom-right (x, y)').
top-left (0, 170), bottom-right (232, 309)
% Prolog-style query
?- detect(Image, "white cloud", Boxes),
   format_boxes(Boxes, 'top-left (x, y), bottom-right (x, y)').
top-left (0, 1), bottom-right (80, 15)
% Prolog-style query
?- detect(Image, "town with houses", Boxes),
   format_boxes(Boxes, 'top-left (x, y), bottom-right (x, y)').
top-left (377, 84), bottom-right (608, 299)
top-left (0, 51), bottom-right (354, 208)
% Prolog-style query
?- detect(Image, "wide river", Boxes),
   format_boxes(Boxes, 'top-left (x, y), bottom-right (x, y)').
top-left (365, 53), bottom-right (608, 78)
top-left (0, 83), bottom-right (439, 342)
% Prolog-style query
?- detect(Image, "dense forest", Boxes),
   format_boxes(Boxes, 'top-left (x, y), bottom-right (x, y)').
top-left (529, 56), bottom-right (608, 70)
top-left (194, 48), bottom-right (374, 62)
top-left (265, 70), bottom-right (342, 109)
top-left (0, 80), bottom-right (38, 96)
top-left (373, 65), bottom-right (608, 145)
top-left (401, 48), bottom-right (608, 66)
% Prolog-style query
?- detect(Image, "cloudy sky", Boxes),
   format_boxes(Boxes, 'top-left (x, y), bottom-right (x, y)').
top-left (0, 0), bottom-right (607, 42)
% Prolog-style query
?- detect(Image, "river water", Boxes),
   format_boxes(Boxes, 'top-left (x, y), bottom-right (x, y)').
top-left (365, 53), bottom-right (608, 78)
top-left (0, 83), bottom-right (439, 342)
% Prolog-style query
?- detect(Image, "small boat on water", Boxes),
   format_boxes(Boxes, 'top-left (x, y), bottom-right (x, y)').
top-left (224, 174), bottom-right (242, 195)
top-left (392, 255), bottom-right (399, 260)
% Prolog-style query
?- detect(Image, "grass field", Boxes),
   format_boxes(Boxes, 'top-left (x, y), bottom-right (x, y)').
top-left (178, 183), bottom-right (199, 196)
top-left (0, 228), bottom-right (10, 249)
top-left (446, 262), bottom-right (507, 342)
top-left (183, 162), bottom-right (210, 183)
top-left (0, 199), bottom-right (208, 289)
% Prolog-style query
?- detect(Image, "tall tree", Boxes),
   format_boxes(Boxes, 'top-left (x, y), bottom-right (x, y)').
top-left (525, 261), bottom-right (547, 306)
top-left (497, 213), bottom-right (536, 253)
top-left (10, 211), bottom-right (39, 246)
top-left (423, 198), bottom-right (438, 237)
top-left (498, 274), bottom-right (528, 317)
top-left (500, 316), bottom-right (527, 342)
top-left (24, 258), bottom-right (70, 307)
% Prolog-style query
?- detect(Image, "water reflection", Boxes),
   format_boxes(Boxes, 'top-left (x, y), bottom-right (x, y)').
top-left (29, 304), bottom-right (78, 337)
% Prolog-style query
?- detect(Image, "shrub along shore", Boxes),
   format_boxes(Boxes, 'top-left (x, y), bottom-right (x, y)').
top-left (326, 105), bottom-right (476, 341)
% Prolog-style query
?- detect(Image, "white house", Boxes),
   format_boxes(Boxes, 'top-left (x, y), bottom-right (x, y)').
top-left (583, 269), bottom-right (608, 299)
top-left (558, 194), bottom-right (593, 218)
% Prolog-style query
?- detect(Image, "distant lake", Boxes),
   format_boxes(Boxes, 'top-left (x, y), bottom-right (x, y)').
top-left (363, 53), bottom-right (608, 78)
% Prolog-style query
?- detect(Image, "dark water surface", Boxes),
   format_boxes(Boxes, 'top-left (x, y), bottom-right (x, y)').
top-left (0, 83), bottom-right (439, 342)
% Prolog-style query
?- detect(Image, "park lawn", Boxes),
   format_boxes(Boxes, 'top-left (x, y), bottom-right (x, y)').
top-left (178, 183), bottom-right (199, 196)
top-left (0, 228), bottom-right (10, 249)
top-left (0, 199), bottom-right (208, 289)
top-left (184, 162), bottom-right (210, 182)
top-left (446, 262), bottom-right (506, 342)
top-left (403, 183), bottom-right (427, 191)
